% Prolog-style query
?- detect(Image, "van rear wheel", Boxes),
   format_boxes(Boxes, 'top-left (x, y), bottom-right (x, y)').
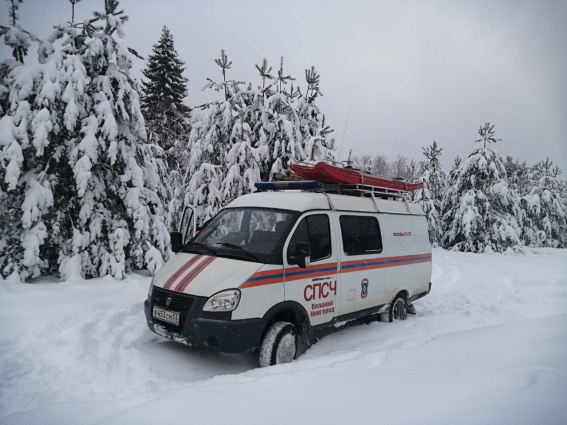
top-left (259, 321), bottom-right (297, 367)
top-left (389, 294), bottom-right (408, 322)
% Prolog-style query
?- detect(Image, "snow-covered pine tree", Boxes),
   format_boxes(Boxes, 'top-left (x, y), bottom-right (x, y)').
top-left (261, 57), bottom-right (304, 178)
top-left (505, 156), bottom-right (530, 196)
top-left (141, 26), bottom-right (190, 230)
top-left (0, 3), bottom-right (68, 281)
top-left (297, 66), bottom-right (335, 164)
top-left (183, 50), bottom-right (239, 225)
top-left (141, 26), bottom-right (189, 164)
top-left (222, 104), bottom-right (261, 203)
top-left (0, 0), bottom-right (37, 64)
top-left (441, 123), bottom-right (522, 253)
top-left (414, 141), bottom-right (446, 245)
top-left (405, 159), bottom-right (424, 188)
top-left (65, 0), bottom-right (170, 278)
top-left (520, 159), bottom-right (567, 247)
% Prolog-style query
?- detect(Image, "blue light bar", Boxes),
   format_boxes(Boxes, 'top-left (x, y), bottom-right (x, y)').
top-left (255, 180), bottom-right (323, 190)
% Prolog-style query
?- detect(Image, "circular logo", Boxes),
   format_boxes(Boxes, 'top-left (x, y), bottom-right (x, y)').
top-left (361, 278), bottom-right (369, 299)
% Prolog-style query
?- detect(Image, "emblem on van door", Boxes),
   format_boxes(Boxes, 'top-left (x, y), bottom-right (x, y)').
top-left (361, 278), bottom-right (369, 299)
top-left (166, 297), bottom-right (172, 307)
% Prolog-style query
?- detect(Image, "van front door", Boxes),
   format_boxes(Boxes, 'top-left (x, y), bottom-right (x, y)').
top-left (284, 213), bottom-right (339, 326)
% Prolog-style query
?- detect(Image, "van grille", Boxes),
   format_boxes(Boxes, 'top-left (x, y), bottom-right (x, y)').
top-left (152, 286), bottom-right (194, 311)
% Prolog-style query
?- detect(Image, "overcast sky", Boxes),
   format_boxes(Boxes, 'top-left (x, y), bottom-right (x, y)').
top-left (2, 0), bottom-right (566, 173)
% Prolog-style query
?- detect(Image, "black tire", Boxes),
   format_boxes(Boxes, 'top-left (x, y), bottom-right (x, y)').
top-left (259, 321), bottom-right (297, 368)
top-left (388, 293), bottom-right (408, 322)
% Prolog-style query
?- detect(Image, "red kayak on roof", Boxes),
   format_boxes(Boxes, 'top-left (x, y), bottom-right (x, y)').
top-left (290, 162), bottom-right (422, 192)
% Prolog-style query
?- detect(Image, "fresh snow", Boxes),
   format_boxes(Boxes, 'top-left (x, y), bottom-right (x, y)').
top-left (1, 248), bottom-right (566, 424)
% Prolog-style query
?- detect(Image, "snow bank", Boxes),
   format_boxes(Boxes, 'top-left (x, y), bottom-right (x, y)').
top-left (1, 248), bottom-right (566, 424)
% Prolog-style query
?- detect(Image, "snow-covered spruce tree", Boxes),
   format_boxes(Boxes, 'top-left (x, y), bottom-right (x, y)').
top-left (141, 26), bottom-right (190, 229)
top-left (183, 106), bottom-right (225, 225)
top-left (0, 1), bottom-right (171, 281)
top-left (141, 26), bottom-right (189, 164)
top-left (520, 159), bottom-right (567, 247)
top-left (66, 0), bottom-right (170, 278)
top-left (0, 3), bottom-right (65, 280)
top-left (441, 123), bottom-right (522, 253)
top-left (414, 141), bottom-right (446, 246)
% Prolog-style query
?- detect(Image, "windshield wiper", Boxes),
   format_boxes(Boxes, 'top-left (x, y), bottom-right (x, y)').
top-left (213, 242), bottom-right (260, 262)
top-left (181, 241), bottom-right (216, 255)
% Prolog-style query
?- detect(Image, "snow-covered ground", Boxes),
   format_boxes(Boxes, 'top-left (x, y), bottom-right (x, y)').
top-left (1, 248), bottom-right (566, 425)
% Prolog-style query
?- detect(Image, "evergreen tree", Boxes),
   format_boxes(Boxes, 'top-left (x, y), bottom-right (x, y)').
top-left (414, 141), bottom-right (446, 245)
top-left (520, 159), bottom-right (567, 247)
top-left (259, 57), bottom-right (303, 178)
top-left (0, 0), bottom-right (171, 281)
top-left (72, 0), bottom-right (170, 278)
top-left (441, 124), bottom-right (522, 253)
top-left (505, 155), bottom-right (530, 196)
top-left (183, 50), bottom-right (240, 225)
top-left (183, 53), bottom-right (336, 223)
top-left (222, 105), bottom-right (261, 203)
top-left (260, 61), bottom-right (334, 178)
top-left (0, 3), bottom-right (64, 280)
top-left (141, 26), bottom-right (189, 160)
top-left (141, 26), bottom-right (190, 229)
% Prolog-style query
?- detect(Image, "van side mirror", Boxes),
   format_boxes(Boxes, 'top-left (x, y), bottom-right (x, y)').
top-left (170, 231), bottom-right (183, 253)
top-left (295, 242), bottom-right (311, 269)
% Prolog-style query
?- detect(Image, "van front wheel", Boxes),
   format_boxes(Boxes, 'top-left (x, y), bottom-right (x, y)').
top-left (259, 321), bottom-right (297, 367)
top-left (389, 294), bottom-right (408, 322)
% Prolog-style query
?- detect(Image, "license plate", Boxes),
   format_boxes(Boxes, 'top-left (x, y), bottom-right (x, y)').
top-left (153, 306), bottom-right (180, 326)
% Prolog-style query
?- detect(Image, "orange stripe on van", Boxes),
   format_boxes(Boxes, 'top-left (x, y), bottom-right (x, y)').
top-left (163, 255), bottom-right (202, 290)
top-left (174, 256), bottom-right (216, 293)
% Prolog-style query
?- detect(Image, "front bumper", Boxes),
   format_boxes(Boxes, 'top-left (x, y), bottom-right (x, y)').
top-left (144, 290), bottom-right (265, 353)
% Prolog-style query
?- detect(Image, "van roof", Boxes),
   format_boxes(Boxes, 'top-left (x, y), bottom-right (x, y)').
top-left (226, 191), bottom-right (425, 215)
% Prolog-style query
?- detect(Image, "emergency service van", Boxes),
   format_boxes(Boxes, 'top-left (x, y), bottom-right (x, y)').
top-left (144, 177), bottom-right (432, 367)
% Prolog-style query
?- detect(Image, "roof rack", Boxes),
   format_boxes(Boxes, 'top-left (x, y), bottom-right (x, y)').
top-left (254, 180), bottom-right (409, 200)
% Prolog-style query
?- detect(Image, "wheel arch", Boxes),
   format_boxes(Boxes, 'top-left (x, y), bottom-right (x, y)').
top-left (261, 301), bottom-right (311, 341)
top-left (392, 289), bottom-right (409, 303)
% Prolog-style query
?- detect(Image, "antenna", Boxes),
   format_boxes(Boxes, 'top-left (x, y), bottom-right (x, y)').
top-left (338, 105), bottom-right (351, 162)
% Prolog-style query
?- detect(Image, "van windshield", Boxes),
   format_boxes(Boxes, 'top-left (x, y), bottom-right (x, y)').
top-left (182, 207), bottom-right (298, 264)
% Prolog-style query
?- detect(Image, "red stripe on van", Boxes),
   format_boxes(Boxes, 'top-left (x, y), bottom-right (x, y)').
top-left (340, 253), bottom-right (431, 273)
top-left (285, 262), bottom-right (338, 282)
top-left (174, 256), bottom-right (216, 293)
top-left (240, 269), bottom-right (284, 289)
top-left (163, 255), bottom-right (202, 290)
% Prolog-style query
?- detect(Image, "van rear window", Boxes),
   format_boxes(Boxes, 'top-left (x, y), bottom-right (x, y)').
top-left (340, 216), bottom-right (383, 256)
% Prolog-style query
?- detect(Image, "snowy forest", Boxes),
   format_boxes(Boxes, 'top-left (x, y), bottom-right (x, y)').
top-left (0, 0), bottom-right (565, 282)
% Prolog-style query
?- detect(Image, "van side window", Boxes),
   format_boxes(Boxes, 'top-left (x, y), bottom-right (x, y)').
top-left (340, 216), bottom-right (383, 255)
top-left (287, 215), bottom-right (331, 264)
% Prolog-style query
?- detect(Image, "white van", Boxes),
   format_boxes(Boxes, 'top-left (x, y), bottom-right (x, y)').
top-left (144, 180), bottom-right (432, 367)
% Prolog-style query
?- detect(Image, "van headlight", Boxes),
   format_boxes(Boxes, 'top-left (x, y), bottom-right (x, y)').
top-left (203, 289), bottom-right (241, 312)
top-left (148, 279), bottom-right (154, 298)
